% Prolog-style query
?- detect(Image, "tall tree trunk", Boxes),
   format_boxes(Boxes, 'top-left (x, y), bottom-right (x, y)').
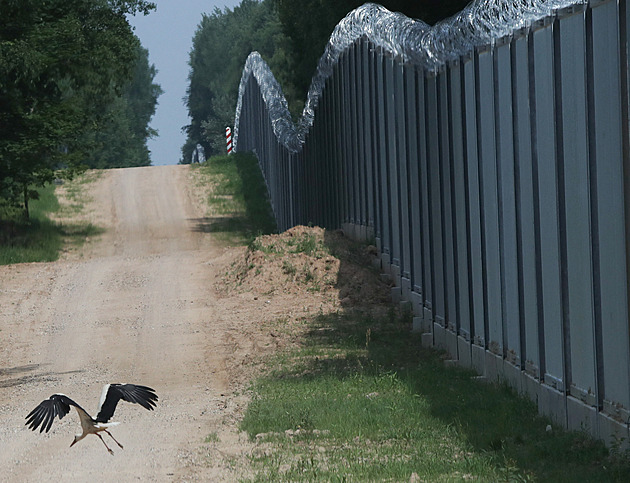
top-left (23, 183), bottom-right (30, 220)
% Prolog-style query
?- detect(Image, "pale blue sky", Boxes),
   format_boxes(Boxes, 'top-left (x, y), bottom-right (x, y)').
top-left (128, 0), bottom-right (242, 166)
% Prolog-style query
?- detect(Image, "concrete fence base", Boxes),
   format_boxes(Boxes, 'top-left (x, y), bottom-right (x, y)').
top-left (344, 221), bottom-right (630, 448)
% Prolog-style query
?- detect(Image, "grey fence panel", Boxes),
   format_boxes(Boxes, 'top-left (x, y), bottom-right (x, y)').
top-left (376, 51), bottom-right (391, 263)
top-left (426, 73), bottom-right (446, 338)
top-left (351, 43), bottom-right (362, 227)
top-left (397, 63), bottom-right (412, 290)
top-left (477, 47), bottom-right (503, 366)
top-left (418, 72), bottom-right (434, 323)
top-left (557, 6), bottom-right (598, 430)
top-left (532, 21), bottom-right (565, 399)
top-left (361, 40), bottom-right (375, 231)
top-left (448, 61), bottom-right (472, 357)
top-left (331, 62), bottom-right (340, 227)
top-left (462, 55), bottom-right (486, 357)
top-left (344, 46), bottom-right (353, 225)
top-left (320, 70), bottom-right (328, 226)
top-left (590, 0), bottom-right (630, 424)
top-left (339, 56), bottom-right (350, 227)
top-left (495, 40), bottom-right (521, 377)
top-left (386, 57), bottom-right (402, 276)
top-left (405, 65), bottom-right (423, 299)
top-left (341, 51), bottom-right (351, 225)
top-left (512, 32), bottom-right (540, 382)
top-left (233, 0), bottom-right (630, 445)
top-left (354, 45), bottom-right (362, 228)
top-left (331, 60), bottom-right (348, 226)
top-left (324, 73), bottom-right (334, 226)
top-left (368, 45), bottom-right (380, 235)
top-left (336, 50), bottom-right (345, 226)
top-left (439, 70), bottom-right (458, 349)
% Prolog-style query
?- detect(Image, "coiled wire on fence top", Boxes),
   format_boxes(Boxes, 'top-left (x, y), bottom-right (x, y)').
top-left (233, 0), bottom-right (583, 153)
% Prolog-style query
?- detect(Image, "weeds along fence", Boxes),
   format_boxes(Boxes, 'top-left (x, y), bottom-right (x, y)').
top-left (233, 0), bottom-right (630, 445)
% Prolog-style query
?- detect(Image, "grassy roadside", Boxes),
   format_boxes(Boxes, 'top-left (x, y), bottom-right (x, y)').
top-left (239, 309), bottom-right (630, 481)
top-left (0, 174), bottom-right (102, 265)
top-left (194, 151), bottom-right (629, 480)
top-left (0, 184), bottom-right (63, 264)
top-left (191, 152), bottom-right (277, 245)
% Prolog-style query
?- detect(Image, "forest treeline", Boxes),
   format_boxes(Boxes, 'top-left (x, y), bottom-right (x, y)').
top-left (183, 0), bottom-right (470, 161)
top-left (0, 0), bottom-right (161, 218)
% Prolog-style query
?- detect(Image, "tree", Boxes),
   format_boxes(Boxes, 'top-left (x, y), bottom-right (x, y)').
top-left (83, 45), bottom-right (163, 169)
top-left (184, 0), bottom-right (296, 161)
top-left (0, 0), bottom-right (156, 217)
top-left (273, 0), bottom-right (471, 102)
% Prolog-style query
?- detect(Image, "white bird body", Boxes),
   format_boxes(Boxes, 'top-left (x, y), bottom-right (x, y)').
top-left (26, 384), bottom-right (157, 454)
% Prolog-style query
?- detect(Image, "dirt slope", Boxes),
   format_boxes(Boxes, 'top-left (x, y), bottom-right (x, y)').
top-left (0, 166), bottom-right (256, 481)
top-left (0, 165), bottom-right (391, 482)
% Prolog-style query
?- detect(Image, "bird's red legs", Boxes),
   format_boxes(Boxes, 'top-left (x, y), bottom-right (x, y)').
top-left (104, 430), bottom-right (124, 449)
top-left (96, 433), bottom-right (114, 455)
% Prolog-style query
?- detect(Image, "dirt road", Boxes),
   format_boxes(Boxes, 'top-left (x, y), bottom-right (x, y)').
top-left (0, 166), bottom-right (256, 481)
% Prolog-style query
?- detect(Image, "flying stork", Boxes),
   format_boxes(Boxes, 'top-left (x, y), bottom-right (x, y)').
top-left (25, 383), bottom-right (158, 455)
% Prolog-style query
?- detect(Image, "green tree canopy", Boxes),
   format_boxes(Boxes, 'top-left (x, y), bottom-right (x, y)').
top-left (273, 0), bottom-right (472, 102)
top-left (0, 0), bottom-right (155, 216)
top-left (184, 0), bottom-right (296, 161)
top-left (83, 45), bottom-right (163, 169)
top-left (183, 0), bottom-right (473, 163)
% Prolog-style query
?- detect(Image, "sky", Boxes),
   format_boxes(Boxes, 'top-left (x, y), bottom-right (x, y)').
top-left (128, 0), bottom-right (242, 166)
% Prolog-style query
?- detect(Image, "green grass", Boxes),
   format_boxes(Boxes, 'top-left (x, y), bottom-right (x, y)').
top-left (241, 310), bottom-right (630, 482)
top-left (0, 184), bottom-right (63, 264)
top-left (0, 176), bottom-right (103, 265)
top-left (192, 152), bottom-right (277, 245)
top-left (205, 432), bottom-right (220, 443)
top-left (248, 231), bottom-right (329, 258)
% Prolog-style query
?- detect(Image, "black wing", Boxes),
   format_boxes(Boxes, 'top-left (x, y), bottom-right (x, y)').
top-left (95, 384), bottom-right (158, 423)
top-left (25, 394), bottom-right (80, 433)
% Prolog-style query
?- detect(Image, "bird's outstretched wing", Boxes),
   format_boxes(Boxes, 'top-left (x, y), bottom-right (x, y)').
top-left (95, 384), bottom-right (158, 423)
top-left (25, 394), bottom-right (82, 433)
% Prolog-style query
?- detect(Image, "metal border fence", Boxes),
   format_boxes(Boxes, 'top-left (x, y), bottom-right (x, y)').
top-left (234, 0), bottom-right (630, 445)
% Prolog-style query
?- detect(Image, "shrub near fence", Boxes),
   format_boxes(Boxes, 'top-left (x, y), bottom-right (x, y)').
top-left (234, 0), bottom-right (630, 446)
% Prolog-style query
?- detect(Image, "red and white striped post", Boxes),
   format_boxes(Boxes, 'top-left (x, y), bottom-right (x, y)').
top-left (226, 126), bottom-right (233, 154)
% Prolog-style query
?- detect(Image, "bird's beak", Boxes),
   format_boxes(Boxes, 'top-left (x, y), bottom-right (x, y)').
top-left (70, 439), bottom-right (76, 448)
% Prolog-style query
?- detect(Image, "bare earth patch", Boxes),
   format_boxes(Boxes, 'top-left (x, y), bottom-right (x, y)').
top-left (0, 165), bottom-right (391, 481)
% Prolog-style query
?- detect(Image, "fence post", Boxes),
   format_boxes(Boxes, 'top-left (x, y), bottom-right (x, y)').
top-left (589, 0), bottom-right (630, 444)
top-left (226, 127), bottom-right (233, 154)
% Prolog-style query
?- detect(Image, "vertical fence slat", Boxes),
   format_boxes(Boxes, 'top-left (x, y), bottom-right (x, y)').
top-left (426, 72), bottom-right (446, 344)
top-left (496, 39), bottom-right (521, 388)
top-left (376, 49), bottom-right (390, 265)
top-left (362, 39), bottom-right (375, 233)
top-left (557, 6), bottom-right (599, 433)
top-left (418, 71), bottom-right (434, 331)
top-left (531, 22), bottom-right (566, 425)
top-left (439, 68), bottom-right (458, 356)
top-left (462, 54), bottom-right (486, 371)
top-left (449, 60), bottom-right (472, 365)
top-left (398, 62), bottom-right (412, 298)
top-left (589, 0), bottom-right (630, 437)
top-left (477, 46), bottom-right (503, 379)
top-left (406, 64), bottom-right (423, 313)
top-left (386, 56), bottom-right (401, 282)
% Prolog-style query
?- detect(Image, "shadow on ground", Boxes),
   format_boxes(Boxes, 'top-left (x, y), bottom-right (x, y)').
top-left (267, 307), bottom-right (629, 481)
top-left (0, 364), bottom-right (84, 389)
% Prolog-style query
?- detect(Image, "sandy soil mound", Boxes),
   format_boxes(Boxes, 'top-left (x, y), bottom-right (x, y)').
top-left (220, 225), bottom-right (392, 310)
